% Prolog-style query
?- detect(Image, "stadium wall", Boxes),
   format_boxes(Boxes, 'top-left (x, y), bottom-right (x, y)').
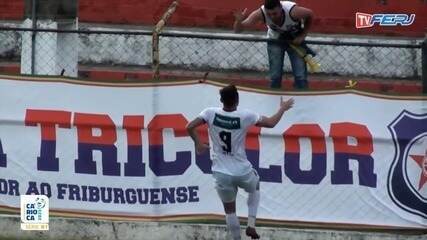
top-left (0, 0), bottom-right (426, 37)
top-left (0, 24), bottom-right (423, 79)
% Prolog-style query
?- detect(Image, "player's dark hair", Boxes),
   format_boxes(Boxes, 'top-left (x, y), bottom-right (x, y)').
top-left (264, 0), bottom-right (281, 10)
top-left (220, 84), bottom-right (239, 107)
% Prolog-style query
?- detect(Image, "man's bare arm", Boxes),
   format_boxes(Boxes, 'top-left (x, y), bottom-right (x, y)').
top-left (234, 8), bottom-right (264, 33)
top-left (290, 6), bottom-right (313, 45)
top-left (186, 117), bottom-right (210, 154)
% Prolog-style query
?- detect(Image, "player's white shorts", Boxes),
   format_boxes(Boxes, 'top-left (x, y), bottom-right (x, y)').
top-left (212, 169), bottom-right (260, 203)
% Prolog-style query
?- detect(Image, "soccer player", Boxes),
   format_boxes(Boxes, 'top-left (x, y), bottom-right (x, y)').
top-left (186, 84), bottom-right (294, 239)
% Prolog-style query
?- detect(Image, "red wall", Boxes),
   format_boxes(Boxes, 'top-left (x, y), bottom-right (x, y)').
top-left (1, 0), bottom-right (425, 37)
top-left (0, 1), bottom-right (24, 19)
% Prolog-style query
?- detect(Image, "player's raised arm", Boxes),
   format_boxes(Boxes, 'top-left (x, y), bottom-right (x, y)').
top-left (256, 97), bottom-right (294, 128)
top-left (233, 8), bottom-right (263, 33)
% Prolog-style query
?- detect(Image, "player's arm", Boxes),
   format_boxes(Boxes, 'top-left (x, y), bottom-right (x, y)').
top-left (234, 8), bottom-right (264, 33)
top-left (290, 6), bottom-right (313, 45)
top-left (256, 97), bottom-right (294, 128)
top-left (186, 117), bottom-right (210, 154)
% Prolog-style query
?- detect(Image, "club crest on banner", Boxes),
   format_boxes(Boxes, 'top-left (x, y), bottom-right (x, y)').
top-left (388, 110), bottom-right (427, 219)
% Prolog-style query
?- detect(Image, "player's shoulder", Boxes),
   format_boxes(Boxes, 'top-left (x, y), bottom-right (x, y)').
top-left (236, 108), bottom-right (258, 117)
top-left (202, 107), bottom-right (221, 113)
top-left (200, 107), bottom-right (221, 119)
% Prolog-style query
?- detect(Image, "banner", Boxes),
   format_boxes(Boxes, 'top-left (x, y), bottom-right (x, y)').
top-left (0, 76), bottom-right (426, 229)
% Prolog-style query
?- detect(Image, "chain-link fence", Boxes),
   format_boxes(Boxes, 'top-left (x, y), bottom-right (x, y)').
top-left (158, 31), bottom-right (424, 81)
top-left (0, 26), bottom-right (425, 92)
top-left (0, 27), bottom-right (153, 80)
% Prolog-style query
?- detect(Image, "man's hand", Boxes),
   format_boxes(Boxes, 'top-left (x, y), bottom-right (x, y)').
top-left (280, 97), bottom-right (294, 111)
top-left (195, 142), bottom-right (210, 154)
top-left (233, 8), bottom-right (263, 33)
top-left (255, 97), bottom-right (295, 128)
top-left (234, 8), bottom-right (248, 23)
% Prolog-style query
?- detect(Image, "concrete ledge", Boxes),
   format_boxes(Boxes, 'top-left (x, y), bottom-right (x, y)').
top-left (0, 63), bottom-right (422, 94)
top-left (0, 215), bottom-right (425, 240)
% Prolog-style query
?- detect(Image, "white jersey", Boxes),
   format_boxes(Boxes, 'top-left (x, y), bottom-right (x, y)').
top-left (260, 1), bottom-right (303, 39)
top-left (198, 107), bottom-right (260, 176)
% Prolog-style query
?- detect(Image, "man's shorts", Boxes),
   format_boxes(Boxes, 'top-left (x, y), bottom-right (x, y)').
top-left (212, 169), bottom-right (260, 203)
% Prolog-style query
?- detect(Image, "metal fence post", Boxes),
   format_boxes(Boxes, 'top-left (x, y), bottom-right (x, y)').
top-left (152, 31), bottom-right (160, 81)
top-left (31, 0), bottom-right (37, 75)
top-left (422, 37), bottom-right (427, 94)
top-left (152, 0), bottom-right (179, 81)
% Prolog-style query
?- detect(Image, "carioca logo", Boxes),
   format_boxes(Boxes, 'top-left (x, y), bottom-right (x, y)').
top-left (388, 110), bottom-right (427, 219)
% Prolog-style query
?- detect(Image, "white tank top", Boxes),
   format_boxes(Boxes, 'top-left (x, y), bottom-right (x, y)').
top-left (260, 1), bottom-right (302, 39)
top-left (198, 107), bottom-right (260, 176)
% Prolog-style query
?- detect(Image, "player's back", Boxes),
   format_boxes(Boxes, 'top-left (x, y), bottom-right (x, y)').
top-left (199, 107), bottom-right (260, 176)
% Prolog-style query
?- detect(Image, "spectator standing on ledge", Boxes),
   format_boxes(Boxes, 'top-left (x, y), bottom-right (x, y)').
top-left (234, 0), bottom-right (314, 89)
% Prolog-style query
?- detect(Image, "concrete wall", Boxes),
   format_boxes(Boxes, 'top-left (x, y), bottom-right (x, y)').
top-left (0, 214), bottom-right (425, 240)
top-left (0, 23), bottom-right (21, 61)
top-left (0, 23), bottom-right (423, 79)
top-left (20, 19), bottom-right (79, 77)
top-left (159, 30), bottom-right (423, 78)
top-left (78, 29), bottom-right (152, 66)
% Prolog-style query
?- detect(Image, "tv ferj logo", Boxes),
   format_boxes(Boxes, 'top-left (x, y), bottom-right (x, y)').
top-left (356, 12), bottom-right (415, 28)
